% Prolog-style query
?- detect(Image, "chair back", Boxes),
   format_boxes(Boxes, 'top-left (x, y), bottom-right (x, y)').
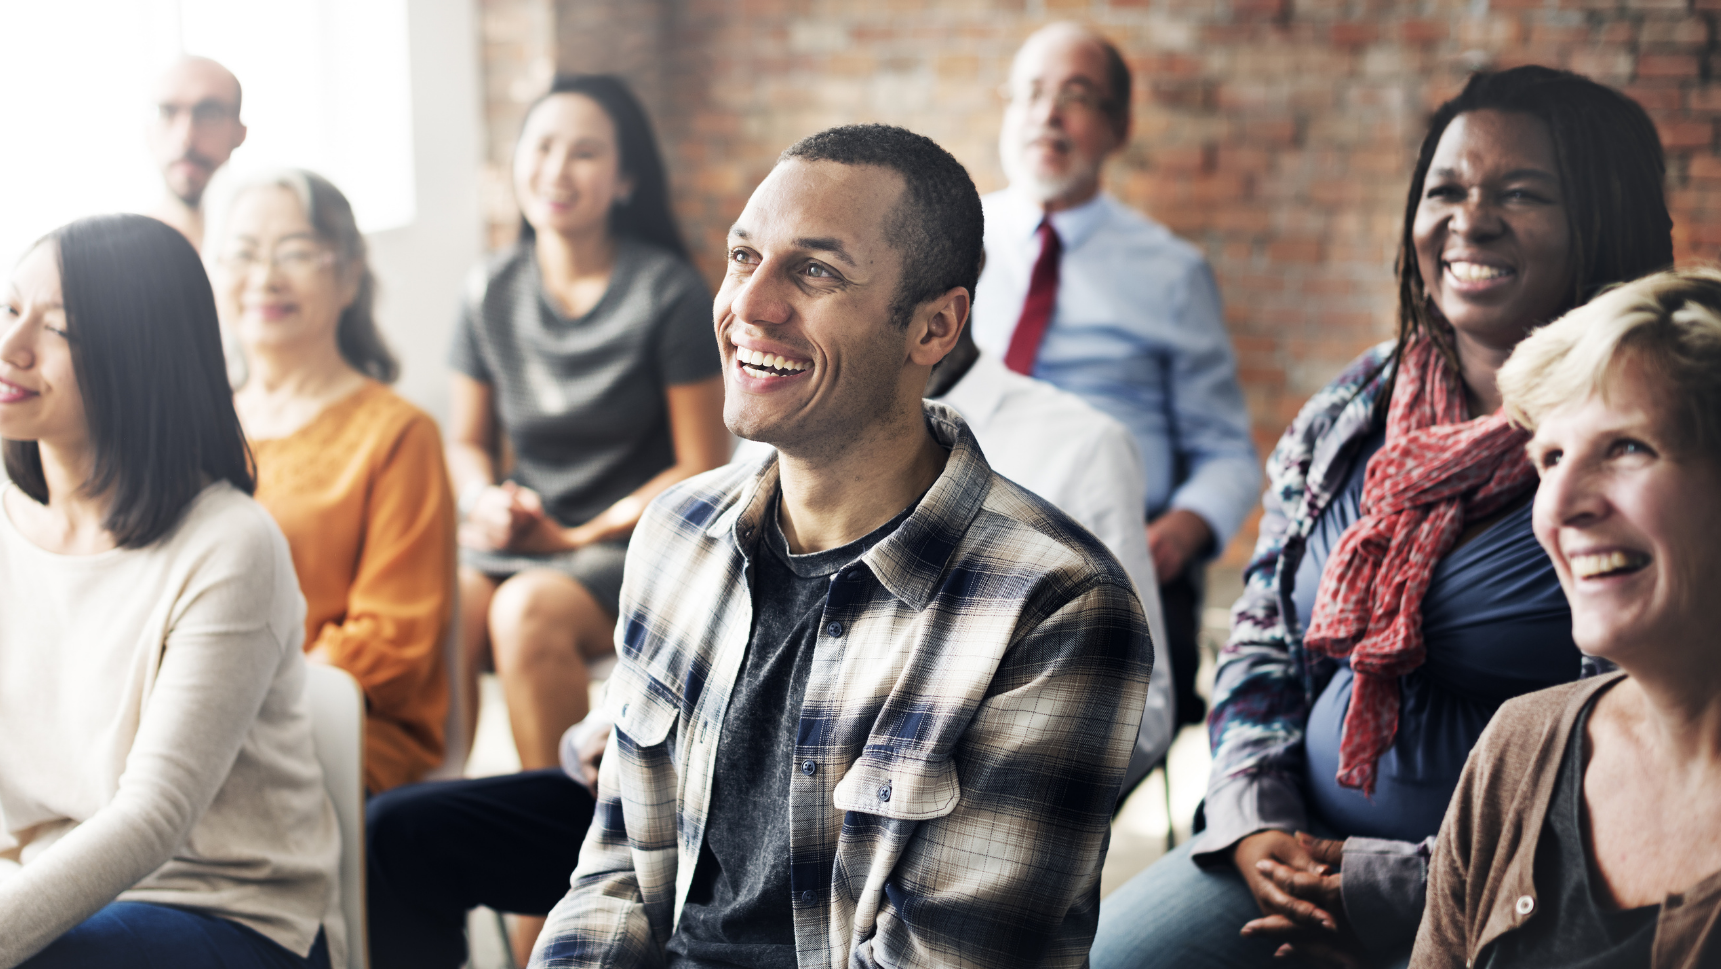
top-left (305, 663), bottom-right (369, 969)
top-left (425, 593), bottom-right (469, 780)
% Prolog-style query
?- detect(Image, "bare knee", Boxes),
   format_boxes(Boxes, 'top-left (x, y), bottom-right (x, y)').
top-left (458, 567), bottom-right (497, 666)
top-left (489, 572), bottom-right (593, 667)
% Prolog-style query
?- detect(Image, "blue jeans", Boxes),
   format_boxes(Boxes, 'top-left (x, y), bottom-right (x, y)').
top-left (1091, 842), bottom-right (1410, 969)
top-left (20, 902), bottom-right (331, 969)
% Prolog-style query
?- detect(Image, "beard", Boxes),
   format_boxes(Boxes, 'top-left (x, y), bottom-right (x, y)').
top-left (164, 153), bottom-right (217, 207)
top-left (1000, 126), bottom-right (1104, 204)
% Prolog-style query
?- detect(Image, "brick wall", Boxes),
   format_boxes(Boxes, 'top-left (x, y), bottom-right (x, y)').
top-left (484, 0), bottom-right (1721, 561)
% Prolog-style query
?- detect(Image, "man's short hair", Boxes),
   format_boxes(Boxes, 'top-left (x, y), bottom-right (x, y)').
top-left (1095, 36), bottom-right (1132, 137)
top-left (781, 124), bottom-right (984, 329)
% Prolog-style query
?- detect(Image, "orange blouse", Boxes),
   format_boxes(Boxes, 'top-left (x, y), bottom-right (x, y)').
top-left (252, 381), bottom-right (456, 793)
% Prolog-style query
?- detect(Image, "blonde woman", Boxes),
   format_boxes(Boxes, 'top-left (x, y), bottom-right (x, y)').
top-left (1413, 269), bottom-right (1721, 968)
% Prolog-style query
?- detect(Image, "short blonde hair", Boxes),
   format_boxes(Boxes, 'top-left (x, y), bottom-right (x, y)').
top-left (1499, 267), bottom-right (1721, 461)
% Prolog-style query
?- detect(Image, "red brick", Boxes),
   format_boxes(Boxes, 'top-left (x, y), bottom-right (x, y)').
top-left (1637, 53), bottom-right (1701, 78)
top-left (1267, 239), bottom-right (1324, 263)
top-left (1662, 121), bottom-right (1716, 149)
top-left (1329, 22), bottom-right (1378, 46)
top-left (1622, 85), bottom-right (1685, 110)
top-left (1689, 86), bottom-right (1721, 111)
top-left (1640, 16), bottom-right (1709, 46)
top-left (1398, 19), bottom-right (1448, 43)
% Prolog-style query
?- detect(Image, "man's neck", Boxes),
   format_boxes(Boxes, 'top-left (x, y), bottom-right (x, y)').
top-left (925, 336), bottom-right (979, 399)
top-left (148, 196), bottom-right (203, 250)
top-left (774, 410), bottom-right (948, 554)
top-left (1033, 177), bottom-right (1102, 214)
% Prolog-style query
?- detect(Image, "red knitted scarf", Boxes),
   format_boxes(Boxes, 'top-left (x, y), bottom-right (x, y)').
top-left (1304, 337), bottom-right (1536, 795)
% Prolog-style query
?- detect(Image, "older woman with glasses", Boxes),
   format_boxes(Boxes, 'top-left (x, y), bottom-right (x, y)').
top-left (211, 169), bottom-right (456, 795)
top-left (1412, 268), bottom-right (1721, 968)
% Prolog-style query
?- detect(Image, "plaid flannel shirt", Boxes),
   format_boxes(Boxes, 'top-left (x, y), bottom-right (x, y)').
top-left (532, 402), bottom-right (1151, 969)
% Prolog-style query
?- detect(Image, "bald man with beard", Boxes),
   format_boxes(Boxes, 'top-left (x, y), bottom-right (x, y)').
top-left (146, 56), bottom-right (248, 250)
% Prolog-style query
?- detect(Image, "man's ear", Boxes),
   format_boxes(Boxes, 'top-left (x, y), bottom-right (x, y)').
top-left (907, 286), bottom-right (969, 367)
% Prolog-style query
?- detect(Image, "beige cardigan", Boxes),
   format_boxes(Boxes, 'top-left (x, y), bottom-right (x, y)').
top-left (0, 483), bottom-right (343, 967)
top-left (1412, 673), bottom-right (1721, 969)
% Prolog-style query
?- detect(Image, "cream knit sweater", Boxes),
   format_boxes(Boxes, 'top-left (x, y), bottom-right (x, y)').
top-left (0, 482), bottom-right (343, 967)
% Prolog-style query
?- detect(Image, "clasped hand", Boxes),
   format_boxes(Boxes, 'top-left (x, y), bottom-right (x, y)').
top-left (460, 482), bottom-right (590, 555)
top-left (1233, 830), bottom-right (1365, 967)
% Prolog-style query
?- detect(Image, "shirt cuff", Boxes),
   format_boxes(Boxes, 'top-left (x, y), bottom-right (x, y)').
top-left (558, 712), bottom-right (613, 793)
top-left (1167, 470), bottom-right (1258, 552)
top-left (1340, 837), bottom-right (1432, 953)
top-left (1188, 771), bottom-right (1307, 866)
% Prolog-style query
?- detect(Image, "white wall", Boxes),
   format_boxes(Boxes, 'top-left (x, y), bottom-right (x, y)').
top-left (0, 0), bottom-right (481, 424)
top-left (367, 0), bottom-right (484, 423)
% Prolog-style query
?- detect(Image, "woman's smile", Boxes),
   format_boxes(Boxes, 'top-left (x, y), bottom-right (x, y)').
top-left (0, 374), bottom-right (39, 404)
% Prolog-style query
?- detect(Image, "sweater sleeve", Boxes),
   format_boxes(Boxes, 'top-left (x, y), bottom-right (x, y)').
top-left (311, 413), bottom-right (457, 791)
top-left (0, 515), bottom-right (298, 968)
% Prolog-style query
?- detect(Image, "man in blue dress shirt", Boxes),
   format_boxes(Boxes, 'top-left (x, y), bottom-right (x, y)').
top-left (972, 21), bottom-right (1260, 729)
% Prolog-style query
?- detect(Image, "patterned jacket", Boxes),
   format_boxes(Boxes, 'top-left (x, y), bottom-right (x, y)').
top-left (1192, 342), bottom-right (1396, 860)
top-left (531, 402), bottom-right (1152, 969)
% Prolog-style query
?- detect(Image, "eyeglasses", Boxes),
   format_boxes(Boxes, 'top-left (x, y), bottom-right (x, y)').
top-left (156, 99), bottom-right (240, 129)
top-left (999, 83), bottom-right (1112, 116)
top-left (215, 246), bottom-right (337, 276)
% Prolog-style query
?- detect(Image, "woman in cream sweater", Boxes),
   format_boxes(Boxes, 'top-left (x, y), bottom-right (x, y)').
top-left (0, 215), bottom-right (342, 968)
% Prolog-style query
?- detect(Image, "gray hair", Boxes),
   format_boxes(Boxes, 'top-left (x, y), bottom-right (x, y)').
top-left (226, 168), bottom-right (398, 383)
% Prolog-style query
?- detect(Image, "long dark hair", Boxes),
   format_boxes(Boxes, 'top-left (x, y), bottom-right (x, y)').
top-left (235, 169), bottom-right (398, 382)
top-left (1391, 66), bottom-right (1673, 386)
top-left (515, 74), bottom-right (687, 257)
top-left (3, 215), bottom-right (255, 548)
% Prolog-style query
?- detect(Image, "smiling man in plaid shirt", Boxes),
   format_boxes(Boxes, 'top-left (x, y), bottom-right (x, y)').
top-left (530, 124), bottom-right (1152, 969)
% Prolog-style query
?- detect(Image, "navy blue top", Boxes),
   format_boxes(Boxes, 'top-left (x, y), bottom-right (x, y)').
top-left (1292, 427), bottom-right (1580, 843)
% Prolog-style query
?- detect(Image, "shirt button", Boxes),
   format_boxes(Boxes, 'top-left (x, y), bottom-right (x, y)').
top-left (1514, 895), bottom-right (1534, 916)
top-left (878, 783), bottom-right (891, 802)
top-left (825, 621), bottom-right (843, 637)
top-left (801, 759), bottom-right (817, 776)
top-left (799, 890), bottom-right (814, 903)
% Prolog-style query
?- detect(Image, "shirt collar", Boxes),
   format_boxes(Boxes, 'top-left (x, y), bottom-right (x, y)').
top-left (1001, 184), bottom-right (1112, 252)
top-left (711, 401), bottom-right (991, 613)
top-left (936, 350), bottom-right (1011, 429)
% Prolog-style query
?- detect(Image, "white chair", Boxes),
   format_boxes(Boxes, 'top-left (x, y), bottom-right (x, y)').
top-left (425, 595), bottom-right (469, 780)
top-left (305, 663), bottom-right (369, 969)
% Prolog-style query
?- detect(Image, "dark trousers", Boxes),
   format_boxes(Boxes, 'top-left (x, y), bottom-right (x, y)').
top-left (365, 768), bottom-right (597, 969)
top-left (1159, 569), bottom-right (1207, 727)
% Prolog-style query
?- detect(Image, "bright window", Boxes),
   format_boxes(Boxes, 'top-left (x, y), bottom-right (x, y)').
top-left (0, 0), bottom-right (414, 266)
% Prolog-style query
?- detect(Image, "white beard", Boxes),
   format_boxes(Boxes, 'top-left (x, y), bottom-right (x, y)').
top-left (1000, 128), bottom-right (1103, 204)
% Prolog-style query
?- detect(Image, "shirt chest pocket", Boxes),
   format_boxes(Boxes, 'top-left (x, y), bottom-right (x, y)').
top-left (832, 750), bottom-right (961, 822)
top-left (611, 667), bottom-right (681, 752)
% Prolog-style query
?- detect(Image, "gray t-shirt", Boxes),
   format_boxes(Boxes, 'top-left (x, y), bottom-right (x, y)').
top-left (667, 493), bottom-right (916, 969)
top-left (451, 239), bottom-right (719, 527)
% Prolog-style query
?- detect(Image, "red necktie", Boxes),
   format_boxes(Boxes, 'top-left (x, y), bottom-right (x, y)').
top-left (1003, 218), bottom-right (1062, 375)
